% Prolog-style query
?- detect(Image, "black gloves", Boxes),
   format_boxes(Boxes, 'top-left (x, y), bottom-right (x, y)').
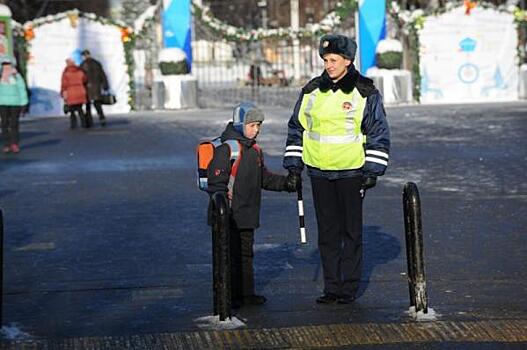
top-left (360, 176), bottom-right (377, 198)
top-left (362, 176), bottom-right (377, 190)
top-left (284, 171), bottom-right (301, 192)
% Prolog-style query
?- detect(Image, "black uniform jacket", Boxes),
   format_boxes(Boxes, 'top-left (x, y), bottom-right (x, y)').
top-left (207, 123), bottom-right (287, 229)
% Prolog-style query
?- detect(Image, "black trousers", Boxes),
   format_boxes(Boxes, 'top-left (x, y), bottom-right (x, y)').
top-left (230, 225), bottom-right (256, 301)
top-left (0, 105), bottom-right (22, 146)
top-left (68, 104), bottom-right (86, 128)
top-left (86, 100), bottom-right (105, 121)
top-left (311, 176), bottom-right (363, 298)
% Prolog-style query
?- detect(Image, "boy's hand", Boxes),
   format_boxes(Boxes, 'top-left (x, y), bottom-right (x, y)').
top-left (227, 190), bottom-right (233, 200)
top-left (285, 171), bottom-right (301, 192)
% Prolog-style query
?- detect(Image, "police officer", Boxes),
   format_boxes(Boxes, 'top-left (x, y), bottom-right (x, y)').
top-left (283, 34), bottom-right (390, 304)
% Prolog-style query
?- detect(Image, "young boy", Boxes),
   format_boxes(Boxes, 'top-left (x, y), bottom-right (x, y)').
top-left (207, 102), bottom-right (297, 307)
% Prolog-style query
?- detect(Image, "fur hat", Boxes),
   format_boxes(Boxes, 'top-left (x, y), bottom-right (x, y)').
top-left (319, 34), bottom-right (357, 61)
top-left (232, 101), bottom-right (265, 134)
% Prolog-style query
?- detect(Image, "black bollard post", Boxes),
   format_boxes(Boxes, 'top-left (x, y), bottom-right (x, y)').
top-left (0, 208), bottom-right (3, 326)
top-left (403, 182), bottom-right (428, 314)
top-left (211, 193), bottom-right (231, 321)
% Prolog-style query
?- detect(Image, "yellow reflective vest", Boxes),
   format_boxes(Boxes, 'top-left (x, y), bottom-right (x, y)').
top-left (298, 88), bottom-right (366, 170)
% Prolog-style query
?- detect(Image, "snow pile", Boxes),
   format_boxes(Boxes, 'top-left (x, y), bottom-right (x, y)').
top-left (0, 4), bottom-right (12, 16)
top-left (194, 315), bottom-right (246, 330)
top-left (407, 306), bottom-right (440, 322)
top-left (376, 39), bottom-right (403, 54)
top-left (158, 48), bottom-right (187, 63)
top-left (1, 324), bottom-right (33, 340)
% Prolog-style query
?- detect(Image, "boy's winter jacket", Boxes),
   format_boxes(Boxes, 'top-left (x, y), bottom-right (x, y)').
top-left (0, 71), bottom-right (28, 107)
top-left (207, 122), bottom-right (287, 229)
top-left (61, 65), bottom-right (88, 106)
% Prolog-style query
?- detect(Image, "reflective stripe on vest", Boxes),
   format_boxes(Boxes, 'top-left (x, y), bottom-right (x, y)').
top-left (298, 88), bottom-right (366, 170)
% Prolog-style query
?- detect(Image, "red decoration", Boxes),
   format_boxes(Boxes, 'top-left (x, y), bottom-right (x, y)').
top-left (120, 27), bottom-right (132, 43)
top-left (464, 0), bottom-right (477, 15)
top-left (24, 26), bottom-right (35, 41)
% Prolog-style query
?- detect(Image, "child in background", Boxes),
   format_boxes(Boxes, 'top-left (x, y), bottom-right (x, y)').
top-left (0, 56), bottom-right (28, 154)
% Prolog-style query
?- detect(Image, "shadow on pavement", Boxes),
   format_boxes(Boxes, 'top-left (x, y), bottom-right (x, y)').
top-left (22, 139), bottom-right (62, 150)
top-left (359, 225), bottom-right (401, 298)
top-left (0, 158), bottom-right (38, 174)
top-left (253, 224), bottom-right (401, 298)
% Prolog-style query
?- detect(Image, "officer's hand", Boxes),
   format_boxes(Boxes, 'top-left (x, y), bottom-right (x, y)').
top-left (362, 177), bottom-right (377, 191)
top-left (285, 171), bottom-right (301, 192)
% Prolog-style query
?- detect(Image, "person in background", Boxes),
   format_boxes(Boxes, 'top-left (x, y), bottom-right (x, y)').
top-left (80, 49), bottom-right (109, 127)
top-left (61, 58), bottom-right (88, 129)
top-left (0, 56), bottom-right (28, 154)
top-left (283, 34), bottom-right (390, 304)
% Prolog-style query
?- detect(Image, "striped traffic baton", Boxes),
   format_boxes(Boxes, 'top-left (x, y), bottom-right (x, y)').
top-left (297, 182), bottom-right (307, 244)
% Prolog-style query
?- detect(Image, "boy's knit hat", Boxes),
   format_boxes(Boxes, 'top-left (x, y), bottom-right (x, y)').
top-left (319, 34), bottom-right (357, 61)
top-left (232, 101), bottom-right (265, 134)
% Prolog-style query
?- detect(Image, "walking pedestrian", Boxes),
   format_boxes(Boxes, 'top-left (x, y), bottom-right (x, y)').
top-left (0, 55), bottom-right (28, 154)
top-left (80, 49), bottom-right (109, 127)
top-left (282, 34), bottom-right (391, 304)
top-left (207, 102), bottom-right (297, 308)
top-left (61, 58), bottom-right (88, 129)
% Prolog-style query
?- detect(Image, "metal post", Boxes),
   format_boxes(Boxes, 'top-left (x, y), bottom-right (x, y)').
top-left (211, 193), bottom-right (231, 321)
top-left (355, 10), bottom-right (361, 73)
top-left (0, 208), bottom-right (3, 326)
top-left (290, 0), bottom-right (301, 82)
top-left (403, 182), bottom-right (428, 314)
top-left (257, 0), bottom-right (268, 29)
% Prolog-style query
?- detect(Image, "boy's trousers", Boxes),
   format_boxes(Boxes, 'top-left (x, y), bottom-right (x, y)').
top-left (311, 176), bottom-right (363, 298)
top-left (230, 226), bottom-right (255, 300)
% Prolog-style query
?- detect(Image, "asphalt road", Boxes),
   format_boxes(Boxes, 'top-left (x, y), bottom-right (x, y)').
top-left (0, 102), bottom-right (526, 347)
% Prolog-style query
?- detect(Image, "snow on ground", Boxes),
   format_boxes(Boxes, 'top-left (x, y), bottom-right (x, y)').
top-left (194, 315), bottom-right (246, 330)
top-left (407, 306), bottom-right (440, 322)
top-left (1, 324), bottom-right (33, 340)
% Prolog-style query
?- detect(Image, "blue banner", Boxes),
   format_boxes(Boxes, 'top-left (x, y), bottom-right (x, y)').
top-left (162, 0), bottom-right (192, 70)
top-left (358, 0), bottom-right (386, 74)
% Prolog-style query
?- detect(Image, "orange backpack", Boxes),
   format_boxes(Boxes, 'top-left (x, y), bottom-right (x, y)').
top-left (197, 138), bottom-right (241, 191)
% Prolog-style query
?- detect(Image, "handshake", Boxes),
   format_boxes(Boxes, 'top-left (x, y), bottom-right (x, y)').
top-left (283, 171), bottom-right (301, 193)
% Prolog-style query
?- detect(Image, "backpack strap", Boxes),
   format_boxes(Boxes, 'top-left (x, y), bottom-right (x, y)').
top-left (252, 143), bottom-right (262, 156)
top-left (223, 140), bottom-right (242, 196)
top-left (223, 139), bottom-right (241, 165)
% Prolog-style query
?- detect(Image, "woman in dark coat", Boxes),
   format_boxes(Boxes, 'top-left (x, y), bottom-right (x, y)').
top-left (61, 58), bottom-right (88, 129)
top-left (80, 50), bottom-right (109, 126)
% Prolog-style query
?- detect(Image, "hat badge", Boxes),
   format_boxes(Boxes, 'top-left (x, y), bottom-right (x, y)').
top-left (323, 40), bottom-right (329, 48)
